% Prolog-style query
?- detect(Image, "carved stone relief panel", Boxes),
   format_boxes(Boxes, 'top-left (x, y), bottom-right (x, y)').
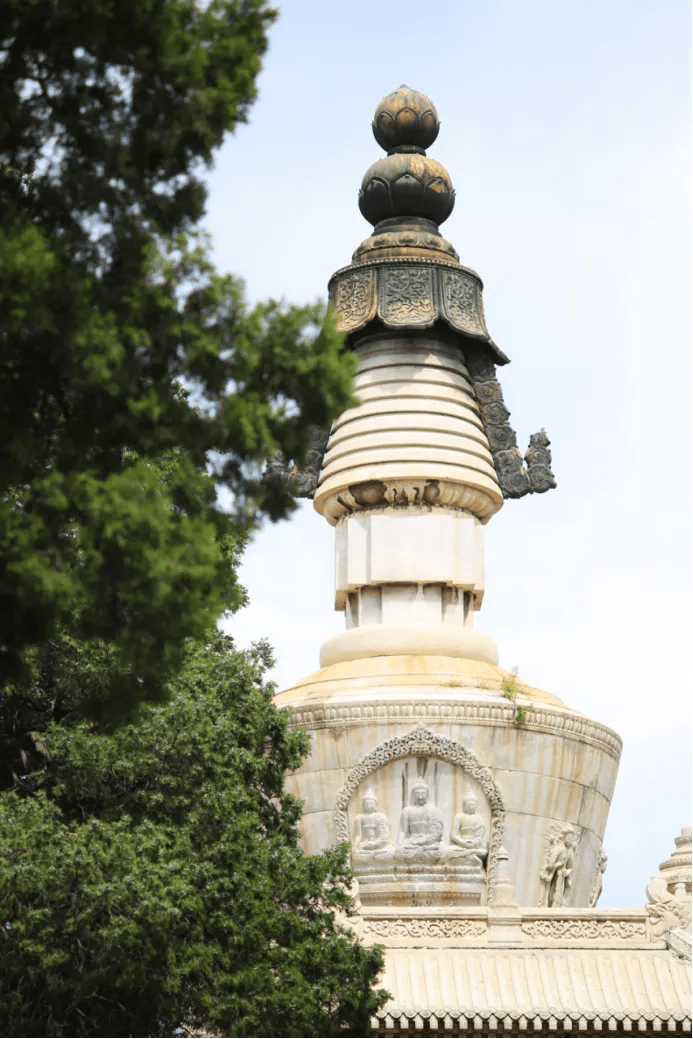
top-left (362, 916), bottom-right (486, 941)
top-left (521, 917), bottom-right (647, 942)
top-left (441, 269), bottom-right (488, 338)
top-left (327, 261), bottom-right (510, 363)
top-left (345, 753), bottom-right (493, 906)
top-left (335, 725), bottom-right (505, 906)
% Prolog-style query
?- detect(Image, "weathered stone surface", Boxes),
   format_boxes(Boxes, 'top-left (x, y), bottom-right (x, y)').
top-left (276, 659), bottom-right (621, 908)
top-left (314, 331), bottom-right (503, 524)
top-left (334, 509), bottom-right (485, 609)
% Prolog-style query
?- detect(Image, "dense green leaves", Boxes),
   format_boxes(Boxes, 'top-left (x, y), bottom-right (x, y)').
top-left (1, 0), bottom-right (273, 247)
top-left (0, 0), bottom-right (357, 710)
top-left (0, 8), bottom-right (382, 1036)
top-left (0, 632), bottom-right (387, 1036)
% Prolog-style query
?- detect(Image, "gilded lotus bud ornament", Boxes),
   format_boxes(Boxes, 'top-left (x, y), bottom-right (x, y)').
top-left (372, 85), bottom-right (440, 153)
top-left (360, 86), bottom-right (454, 227)
top-left (359, 153), bottom-right (455, 226)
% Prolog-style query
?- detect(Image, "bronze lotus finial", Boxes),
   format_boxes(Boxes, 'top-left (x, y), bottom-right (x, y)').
top-left (360, 86), bottom-right (454, 227)
top-left (371, 85), bottom-right (440, 154)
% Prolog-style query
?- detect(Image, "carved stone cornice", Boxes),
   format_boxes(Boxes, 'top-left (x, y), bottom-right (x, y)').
top-left (288, 699), bottom-right (623, 762)
top-left (355, 907), bottom-right (658, 948)
top-left (318, 479), bottom-right (499, 525)
top-left (328, 258), bottom-right (509, 365)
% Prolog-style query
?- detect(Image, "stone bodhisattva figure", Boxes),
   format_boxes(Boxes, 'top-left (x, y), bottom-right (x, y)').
top-left (397, 780), bottom-right (447, 864)
top-left (588, 848), bottom-right (608, 908)
top-left (351, 790), bottom-right (395, 865)
top-left (540, 825), bottom-right (578, 907)
top-left (447, 794), bottom-right (488, 870)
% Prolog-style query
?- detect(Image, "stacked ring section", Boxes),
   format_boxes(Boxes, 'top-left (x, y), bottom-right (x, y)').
top-left (314, 333), bottom-right (503, 523)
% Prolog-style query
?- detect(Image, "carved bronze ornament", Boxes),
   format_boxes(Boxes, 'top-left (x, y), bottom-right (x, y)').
top-left (328, 259), bottom-right (504, 352)
top-left (264, 426), bottom-right (329, 499)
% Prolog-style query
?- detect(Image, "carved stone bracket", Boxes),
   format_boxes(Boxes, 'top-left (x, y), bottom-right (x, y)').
top-left (464, 344), bottom-right (557, 500)
top-left (334, 725), bottom-right (505, 886)
top-left (329, 258), bottom-right (509, 364)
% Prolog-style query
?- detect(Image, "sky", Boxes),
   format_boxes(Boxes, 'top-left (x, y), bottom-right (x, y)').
top-left (204, 0), bottom-right (691, 909)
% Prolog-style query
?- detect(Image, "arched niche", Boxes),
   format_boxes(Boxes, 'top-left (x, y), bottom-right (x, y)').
top-left (335, 725), bottom-right (505, 887)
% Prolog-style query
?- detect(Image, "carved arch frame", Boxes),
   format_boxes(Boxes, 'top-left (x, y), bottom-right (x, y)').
top-left (335, 724), bottom-right (505, 886)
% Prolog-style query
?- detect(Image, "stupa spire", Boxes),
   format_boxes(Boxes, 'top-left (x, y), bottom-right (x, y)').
top-left (323, 88), bottom-right (556, 513)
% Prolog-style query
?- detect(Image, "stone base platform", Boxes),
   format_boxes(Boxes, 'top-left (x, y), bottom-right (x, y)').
top-left (356, 864), bottom-right (485, 906)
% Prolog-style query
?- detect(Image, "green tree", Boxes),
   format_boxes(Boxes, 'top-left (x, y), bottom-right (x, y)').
top-left (0, 0), bottom-right (356, 716)
top-left (0, 629), bottom-right (387, 1037)
top-left (0, 10), bottom-right (383, 1032)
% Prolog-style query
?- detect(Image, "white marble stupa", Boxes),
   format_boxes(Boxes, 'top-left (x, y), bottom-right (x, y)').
top-left (274, 87), bottom-right (691, 1036)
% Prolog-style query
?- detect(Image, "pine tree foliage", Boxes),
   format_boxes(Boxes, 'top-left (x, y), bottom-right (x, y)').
top-left (0, 0), bottom-right (357, 713)
top-left (0, 631), bottom-right (387, 1037)
top-left (0, 10), bottom-right (385, 1034)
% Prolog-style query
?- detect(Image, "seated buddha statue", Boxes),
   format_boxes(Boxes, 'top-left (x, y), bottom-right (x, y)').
top-left (397, 779), bottom-right (447, 864)
top-left (351, 790), bottom-right (395, 865)
top-left (448, 794), bottom-right (488, 869)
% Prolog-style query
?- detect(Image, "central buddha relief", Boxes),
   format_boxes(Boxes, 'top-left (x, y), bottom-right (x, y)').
top-left (348, 757), bottom-right (491, 906)
top-left (398, 779), bottom-right (446, 862)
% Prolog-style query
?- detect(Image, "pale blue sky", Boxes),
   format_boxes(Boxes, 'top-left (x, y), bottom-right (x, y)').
top-left (205, 0), bottom-right (691, 908)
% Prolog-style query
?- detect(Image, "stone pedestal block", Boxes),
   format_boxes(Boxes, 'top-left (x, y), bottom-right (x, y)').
top-left (335, 508), bottom-right (485, 610)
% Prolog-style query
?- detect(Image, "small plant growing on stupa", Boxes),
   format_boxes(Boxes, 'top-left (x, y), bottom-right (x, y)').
top-left (502, 667), bottom-right (528, 725)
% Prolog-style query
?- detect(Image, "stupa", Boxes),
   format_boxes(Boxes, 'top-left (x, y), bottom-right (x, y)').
top-left (273, 87), bottom-right (691, 1036)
